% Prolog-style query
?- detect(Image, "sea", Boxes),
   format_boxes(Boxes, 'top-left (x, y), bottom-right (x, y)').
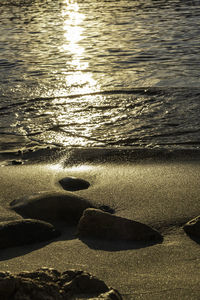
top-left (1, 0), bottom-right (200, 163)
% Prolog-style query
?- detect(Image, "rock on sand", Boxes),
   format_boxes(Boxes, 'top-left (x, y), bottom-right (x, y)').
top-left (10, 191), bottom-right (94, 224)
top-left (183, 215), bottom-right (200, 238)
top-left (59, 176), bottom-right (90, 191)
top-left (0, 267), bottom-right (122, 299)
top-left (0, 219), bottom-right (60, 249)
top-left (77, 208), bottom-right (162, 242)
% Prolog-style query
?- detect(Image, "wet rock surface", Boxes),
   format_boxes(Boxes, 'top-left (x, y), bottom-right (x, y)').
top-left (0, 268), bottom-right (122, 300)
top-left (59, 177), bottom-right (90, 191)
top-left (183, 215), bottom-right (200, 238)
top-left (0, 219), bottom-right (60, 249)
top-left (10, 191), bottom-right (94, 224)
top-left (77, 208), bottom-right (163, 242)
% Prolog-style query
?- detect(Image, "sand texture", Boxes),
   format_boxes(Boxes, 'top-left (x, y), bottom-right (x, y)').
top-left (0, 154), bottom-right (200, 299)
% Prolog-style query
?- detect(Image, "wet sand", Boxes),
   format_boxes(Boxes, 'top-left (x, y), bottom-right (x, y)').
top-left (0, 155), bottom-right (200, 299)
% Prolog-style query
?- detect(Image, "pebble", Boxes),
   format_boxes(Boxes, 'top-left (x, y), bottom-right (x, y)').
top-left (59, 176), bottom-right (90, 191)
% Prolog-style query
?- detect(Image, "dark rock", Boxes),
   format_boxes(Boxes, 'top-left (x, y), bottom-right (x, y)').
top-left (93, 289), bottom-right (123, 299)
top-left (11, 160), bottom-right (22, 165)
top-left (18, 267), bottom-right (61, 282)
top-left (59, 176), bottom-right (90, 191)
top-left (183, 215), bottom-right (200, 238)
top-left (0, 277), bottom-right (16, 299)
top-left (0, 268), bottom-right (122, 299)
top-left (10, 191), bottom-right (94, 224)
top-left (58, 269), bottom-right (83, 285)
top-left (77, 208), bottom-right (162, 242)
top-left (14, 276), bottom-right (61, 300)
top-left (63, 271), bottom-right (109, 295)
top-left (98, 205), bottom-right (115, 214)
top-left (0, 219), bottom-right (60, 249)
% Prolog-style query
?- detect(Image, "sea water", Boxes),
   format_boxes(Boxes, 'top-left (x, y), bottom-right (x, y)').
top-left (0, 0), bottom-right (200, 154)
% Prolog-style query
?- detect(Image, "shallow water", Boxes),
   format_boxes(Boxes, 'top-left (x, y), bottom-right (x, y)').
top-left (0, 0), bottom-right (200, 152)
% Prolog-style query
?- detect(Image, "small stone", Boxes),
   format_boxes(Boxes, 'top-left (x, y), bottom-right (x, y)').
top-left (0, 219), bottom-right (60, 249)
top-left (59, 177), bottom-right (90, 191)
top-left (10, 191), bottom-right (94, 224)
top-left (183, 215), bottom-right (200, 238)
top-left (77, 208), bottom-right (162, 242)
top-left (11, 160), bottom-right (22, 165)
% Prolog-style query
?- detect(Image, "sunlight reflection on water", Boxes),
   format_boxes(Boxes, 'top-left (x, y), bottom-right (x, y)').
top-left (1, 0), bottom-right (200, 151)
top-left (59, 0), bottom-right (101, 95)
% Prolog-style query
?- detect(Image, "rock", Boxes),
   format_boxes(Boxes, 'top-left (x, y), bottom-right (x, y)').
top-left (77, 208), bottom-right (162, 242)
top-left (59, 177), bottom-right (90, 191)
top-left (94, 289), bottom-right (123, 299)
top-left (62, 271), bottom-right (109, 295)
top-left (0, 268), bottom-right (122, 299)
top-left (0, 219), bottom-right (60, 249)
top-left (14, 276), bottom-right (61, 300)
top-left (11, 160), bottom-right (22, 165)
top-left (98, 205), bottom-right (115, 214)
top-left (18, 267), bottom-right (61, 282)
top-left (10, 191), bottom-right (94, 224)
top-left (183, 215), bottom-right (200, 238)
top-left (0, 274), bottom-right (16, 299)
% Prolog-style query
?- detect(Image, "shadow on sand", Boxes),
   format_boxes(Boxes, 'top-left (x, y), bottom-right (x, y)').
top-left (0, 222), bottom-right (164, 261)
top-left (185, 233), bottom-right (200, 245)
top-left (0, 225), bottom-right (77, 261)
top-left (78, 236), bottom-right (163, 251)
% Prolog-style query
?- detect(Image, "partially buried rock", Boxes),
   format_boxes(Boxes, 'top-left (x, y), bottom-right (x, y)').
top-left (59, 176), bottom-right (90, 191)
top-left (183, 215), bottom-right (200, 238)
top-left (77, 208), bottom-right (162, 242)
top-left (11, 160), bottom-right (22, 165)
top-left (10, 191), bottom-right (94, 224)
top-left (0, 219), bottom-right (60, 249)
top-left (0, 268), bottom-right (122, 299)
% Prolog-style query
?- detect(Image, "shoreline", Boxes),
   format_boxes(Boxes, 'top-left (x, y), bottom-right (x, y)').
top-left (0, 151), bottom-right (199, 298)
top-left (1, 146), bottom-right (200, 165)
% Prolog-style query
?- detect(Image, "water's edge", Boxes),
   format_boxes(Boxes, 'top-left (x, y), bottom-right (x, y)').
top-left (1, 146), bottom-right (200, 166)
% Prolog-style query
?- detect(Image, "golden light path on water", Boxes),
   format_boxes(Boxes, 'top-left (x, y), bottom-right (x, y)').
top-left (60, 0), bottom-right (101, 95)
top-left (47, 0), bottom-right (105, 147)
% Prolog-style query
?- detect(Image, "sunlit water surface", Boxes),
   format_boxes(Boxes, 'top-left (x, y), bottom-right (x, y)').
top-left (0, 0), bottom-right (200, 152)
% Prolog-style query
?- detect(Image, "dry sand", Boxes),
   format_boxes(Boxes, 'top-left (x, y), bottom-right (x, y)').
top-left (0, 157), bottom-right (200, 299)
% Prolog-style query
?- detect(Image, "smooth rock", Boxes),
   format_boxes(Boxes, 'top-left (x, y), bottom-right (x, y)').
top-left (77, 208), bottom-right (162, 242)
top-left (0, 219), bottom-right (60, 249)
top-left (0, 268), bottom-right (122, 299)
top-left (183, 215), bottom-right (200, 238)
top-left (10, 191), bottom-right (94, 224)
top-left (59, 176), bottom-right (90, 191)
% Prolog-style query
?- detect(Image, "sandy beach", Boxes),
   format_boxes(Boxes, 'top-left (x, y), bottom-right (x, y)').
top-left (0, 149), bottom-right (200, 299)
